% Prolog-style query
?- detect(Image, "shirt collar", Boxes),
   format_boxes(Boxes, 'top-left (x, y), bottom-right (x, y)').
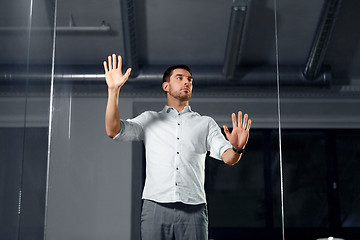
top-left (163, 105), bottom-right (192, 114)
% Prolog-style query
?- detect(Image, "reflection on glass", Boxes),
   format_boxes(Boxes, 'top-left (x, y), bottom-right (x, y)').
top-left (0, 0), bottom-right (32, 239)
top-left (0, 0), bottom-right (55, 239)
top-left (337, 133), bottom-right (360, 227)
top-left (0, 0), bottom-right (54, 239)
top-left (278, 0), bottom-right (360, 238)
top-left (273, 131), bottom-right (328, 227)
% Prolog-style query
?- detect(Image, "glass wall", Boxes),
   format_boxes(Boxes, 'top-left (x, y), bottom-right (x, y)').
top-left (0, 0), bottom-right (55, 239)
top-left (42, 1), bottom-right (282, 240)
top-left (278, 0), bottom-right (360, 239)
top-left (0, 0), bottom-right (281, 239)
top-left (3, 0), bottom-right (360, 240)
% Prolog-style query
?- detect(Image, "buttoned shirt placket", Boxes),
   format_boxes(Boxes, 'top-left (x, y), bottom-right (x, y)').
top-left (174, 110), bottom-right (182, 202)
top-left (115, 105), bottom-right (233, 204)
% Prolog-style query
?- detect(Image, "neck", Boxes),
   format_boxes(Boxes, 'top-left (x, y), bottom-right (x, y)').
top-left (167, 97), bottom-right (189, 112)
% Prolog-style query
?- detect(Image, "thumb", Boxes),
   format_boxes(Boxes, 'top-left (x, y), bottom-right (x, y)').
top-left (223, 125), bottom-right (231, 140)
top-left (124, 68), bottom-right (132, 79)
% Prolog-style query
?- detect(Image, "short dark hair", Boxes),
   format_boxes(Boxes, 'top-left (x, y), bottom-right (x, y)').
top-left (162, 65), bottom-right (192, 83)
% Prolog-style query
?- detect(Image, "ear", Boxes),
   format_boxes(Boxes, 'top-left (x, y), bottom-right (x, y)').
top-left (162, 82), bottom-right (169, 93)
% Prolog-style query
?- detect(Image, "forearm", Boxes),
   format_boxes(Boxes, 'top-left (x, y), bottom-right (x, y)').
top-left (105, 88), bottom-right (121, 138)
top-left (221, 148), bottom-right (243, 166)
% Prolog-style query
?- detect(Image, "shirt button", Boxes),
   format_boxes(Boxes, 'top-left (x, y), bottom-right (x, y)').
top-left (176, 167), bottom-right (179, 170)
top-left (178, 123), bottom-right (180, 125)
top-left (175, 183), bottom-right (178, 186)
top-left (177, 137), bottom-right (179, 140)
top-left (177, 152), bottom-right (179, 154)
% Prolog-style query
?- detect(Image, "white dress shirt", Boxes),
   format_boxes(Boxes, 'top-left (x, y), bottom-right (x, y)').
top-left (114, 105), bottom-right (232, 205)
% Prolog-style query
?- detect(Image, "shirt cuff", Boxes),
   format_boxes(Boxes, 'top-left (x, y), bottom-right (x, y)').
top-left (112, 120), bottom-right (125, 140)
top-left (112, 131), bottom-right (121, 140)
top-left (211, 141), bottom-right (232, 161)
top-left (220, 142), bottom-right (233, 157)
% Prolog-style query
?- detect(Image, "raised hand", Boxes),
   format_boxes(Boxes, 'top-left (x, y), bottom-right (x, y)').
top-left (103, 54), bottom-right (132, 91)
top-left (223, 111), bottom-right (251, 150)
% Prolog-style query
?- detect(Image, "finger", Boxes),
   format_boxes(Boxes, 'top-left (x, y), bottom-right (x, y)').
top-left (232, 113), bottom-right (237, 128)
top-left (124, 68), bottom-right (132, 79)
top-left (119, 55), bottom-right (123, 72)
top-left (103, 61), bottom-right (108, 73)
top-left (243, 114), bottom-right (248, 129)
top-left (118, 55), bottom-right (122, 69)
top-left (112, 54), bottom-right (117, 70)
top-left (108, 56), bottom-right (112, 70)
top-left (238, 111), bottom-right (242, 128)
top-left (247, 119), bottom-right (252, 131)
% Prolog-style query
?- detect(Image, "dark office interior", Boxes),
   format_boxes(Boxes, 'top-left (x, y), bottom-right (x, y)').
top-left (1, 0), bottom-right (360, 239)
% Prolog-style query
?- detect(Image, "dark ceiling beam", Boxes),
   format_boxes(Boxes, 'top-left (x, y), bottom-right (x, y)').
top-left (120, 0), bottom-right (139, 76)
top-left (223, 0), bottom-right (249, 80)
top-left (304, 0), bottom-right (342, 80)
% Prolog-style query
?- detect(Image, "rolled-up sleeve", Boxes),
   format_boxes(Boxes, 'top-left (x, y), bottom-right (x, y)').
top-left (113, 114), bottom-right (145, 141)
top-left (207, 118), bottom-right (232, 160)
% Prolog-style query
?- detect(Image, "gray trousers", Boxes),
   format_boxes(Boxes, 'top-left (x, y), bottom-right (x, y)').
top-left (141, 199), bottom-right (208, 240)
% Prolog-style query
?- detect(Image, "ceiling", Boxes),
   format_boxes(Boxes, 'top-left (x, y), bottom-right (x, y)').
top-left (0, 0), bottom-right (360, 88)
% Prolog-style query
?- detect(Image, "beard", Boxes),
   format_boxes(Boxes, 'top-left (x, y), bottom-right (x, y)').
top-left (168, 88), bottom-right (192, 101)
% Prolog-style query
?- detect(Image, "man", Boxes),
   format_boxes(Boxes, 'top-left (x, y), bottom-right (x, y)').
top-left (104, 54), bottom-right (251, 240)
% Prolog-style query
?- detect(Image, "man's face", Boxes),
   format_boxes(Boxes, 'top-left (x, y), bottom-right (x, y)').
top-left (163, 68), bottom-right (193, 101)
